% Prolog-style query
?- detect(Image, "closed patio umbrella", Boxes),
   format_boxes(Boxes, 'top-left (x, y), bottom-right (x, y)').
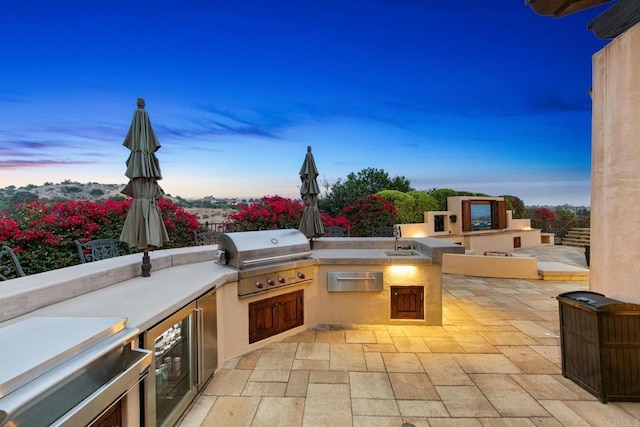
top-left (298, 146), bottom-right (324, 244)
top-left (119, 98), bottom-right (169, 277)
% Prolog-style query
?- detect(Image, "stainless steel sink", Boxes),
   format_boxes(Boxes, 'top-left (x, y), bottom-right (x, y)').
top-left (384, 249), bottom-right (418, 257)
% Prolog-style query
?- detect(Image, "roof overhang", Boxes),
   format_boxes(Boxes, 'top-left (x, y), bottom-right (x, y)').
top-left (527, 0), bottom-right (640, 39)
top-left (526, 0), bottom-right (613, 17)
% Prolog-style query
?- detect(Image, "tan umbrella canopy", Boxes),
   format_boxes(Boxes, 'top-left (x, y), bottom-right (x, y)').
top-left (119, 98), bottom-right (169, 277)
top-left (298, 146), bottom-right (324, 243)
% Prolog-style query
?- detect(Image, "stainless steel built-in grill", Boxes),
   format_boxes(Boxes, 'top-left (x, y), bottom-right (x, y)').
top-left (215, 229), bottom-right (316, 298)
top-left (0, 317), bottom-right (152, 427)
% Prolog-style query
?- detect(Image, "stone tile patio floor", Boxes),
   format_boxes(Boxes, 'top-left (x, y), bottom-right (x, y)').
top-left (178, 246), bottom-right (640, 426)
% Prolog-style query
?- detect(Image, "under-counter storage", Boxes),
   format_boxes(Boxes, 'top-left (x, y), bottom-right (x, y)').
top-left (142, 290), bottom-right (218, 427)
top-left (143, 304), bottom-right (196, 427)
top-left (391, 286), bottom-right (424, 320)
top-left (249, 290), bottom-right (304, 343)
top-left (327, 271), bottom-right (383, 292)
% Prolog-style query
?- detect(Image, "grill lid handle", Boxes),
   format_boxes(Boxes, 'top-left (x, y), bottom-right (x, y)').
top-left (215, 250), bottom-right (228, 265)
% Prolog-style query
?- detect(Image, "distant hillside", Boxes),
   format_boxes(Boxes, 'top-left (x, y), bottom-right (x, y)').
top-left (0, 181), bottom-right (127, 203)
top-left (0, 181), bottom-right (236, 224)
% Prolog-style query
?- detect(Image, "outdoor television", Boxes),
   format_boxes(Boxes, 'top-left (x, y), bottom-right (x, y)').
top-left (462, 199), bottom-right (507, 232)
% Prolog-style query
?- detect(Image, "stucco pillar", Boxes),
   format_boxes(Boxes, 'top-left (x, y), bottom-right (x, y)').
top-left (591, 23), bottom-right (640, 303)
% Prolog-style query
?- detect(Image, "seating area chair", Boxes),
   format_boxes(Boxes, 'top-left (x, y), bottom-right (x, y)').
top-left (0, 245), bottom-right (26, 280)
top-left (74, 239), bottom-right (131, 263)
top-left (194, 230), bottom-right (222, 246)
top-left (372, 226), bottom-right (395, 237)
top-left (325, 226), bottom-right (350, 237)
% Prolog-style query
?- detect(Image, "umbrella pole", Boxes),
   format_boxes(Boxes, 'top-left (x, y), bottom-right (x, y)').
top-left (142, 251), bottom-right (151, 277)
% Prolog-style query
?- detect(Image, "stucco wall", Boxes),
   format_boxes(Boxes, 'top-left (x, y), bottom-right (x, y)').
top-left (315, 264), bottom-right (442, 326)
top-left (442, 253), bottom-right (539, 280)
top-left (591, 23), bottom-right (640, 304)
top-left (436, 230), bottom-right (541, 254)
top-left (216, 262), bottom-right (443, 363)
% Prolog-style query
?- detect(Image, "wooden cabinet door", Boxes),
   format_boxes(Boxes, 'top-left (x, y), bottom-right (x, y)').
top-left (91, 400), bottom-right (121, 427)
top-left (249, 290), bottom-right (304, 343)
top-left (277, 290), bottom-right (304, 332)
top-left (249, 295), bottom-right (278, 344)
top-left (390, 286), bottom-right (424, 320)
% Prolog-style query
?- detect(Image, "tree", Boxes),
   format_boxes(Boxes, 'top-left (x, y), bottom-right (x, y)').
top-left (342, 194), bottom-right (397, 237)
top-left (502, 195), bottom-right (526, 219)
top-left (407, 191), bottom-right (439, 222)
top-left (376, 190), bottom-right (415, 223)
top-left (534, 207), bottom-right (556, 233)
top-left (319, 168), bottom-right (413, 216)
top-left (376, 190), bottom-right (439, 223)
top-left (427, 188), bottom-right (458, 211)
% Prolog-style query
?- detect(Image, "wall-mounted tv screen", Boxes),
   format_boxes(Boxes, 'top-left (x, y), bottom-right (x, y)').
top-left (462, 199), bottom-right (507, 232)
top-left (470, 203), bottom-right (492, 229)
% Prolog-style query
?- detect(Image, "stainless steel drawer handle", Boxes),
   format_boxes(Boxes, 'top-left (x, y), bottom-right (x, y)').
top-left (336, 277), bottom-right (375, 281)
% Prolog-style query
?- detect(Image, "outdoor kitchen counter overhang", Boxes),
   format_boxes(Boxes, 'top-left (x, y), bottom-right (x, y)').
top-left (0, 238), bottom-right (459, 360)
top-left (0, 246), bottom-right (435, 328)
top-left (0, 247), bottom-right (236, 330)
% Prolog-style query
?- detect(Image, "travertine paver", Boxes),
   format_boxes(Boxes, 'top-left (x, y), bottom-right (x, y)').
top-left (351, 398), bottom-right (400, 416)
top-left (178, 246), bottom-right (640, 427)
top-left (252, 397), bottom-right (304, 426)
top-left (294, 342), bottom-right (330, 360)
top-left (201, 396), bottom-right (260, 427)
top-left (470, 374), bottom-right (550, 417)
top-left (285, 370), bottom-right (309, 397)
top-left (330, 343), bottom-right (367, 371)
top-left (435, 385), bottom-right (499, 417)
top-left (381, 352), bottom-right (424, 372)
top-left (496, 345), bottom-right (560, 374)
top-left (417, 353), bottom-right (474, 386)
top-left (388, 372), bottom-right (439, 399)
top-left (510, 374), bottom-right (582, 400)
top-left (202, 369), bottom-right (251, 396)
top-left (303, 383), bottom-right (351, 426)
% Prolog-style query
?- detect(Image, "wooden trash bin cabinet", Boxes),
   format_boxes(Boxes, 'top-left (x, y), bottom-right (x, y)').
top-left (557, 291), bottom-right (640, 403)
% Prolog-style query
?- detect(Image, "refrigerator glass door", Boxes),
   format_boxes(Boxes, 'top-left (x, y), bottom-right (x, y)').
top-left (144, 303), bottom-right (196, 427)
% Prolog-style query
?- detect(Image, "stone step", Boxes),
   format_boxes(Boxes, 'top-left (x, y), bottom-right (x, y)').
top-left (562, 239), bottom-right (591, 248)
top-left (538, 261), bottom-right (589, 281)
top-left (567, 230), bottom-right (591, 236)
top-left (563, 235), bottom-right (590, 241)
top-left (562, 227), bottom-right (590, 247)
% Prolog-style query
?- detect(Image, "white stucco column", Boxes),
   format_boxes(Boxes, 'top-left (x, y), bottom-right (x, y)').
top-left (591, 23), bottom-right (640, 303)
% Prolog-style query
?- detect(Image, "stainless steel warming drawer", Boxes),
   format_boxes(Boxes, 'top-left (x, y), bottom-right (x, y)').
top-left (0, 317), bottom-right (152, 427)
top-left (327, 271), bottom-right (383, 292)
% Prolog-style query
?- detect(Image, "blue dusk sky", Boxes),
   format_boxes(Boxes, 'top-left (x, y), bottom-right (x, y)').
top-left (1, 1), bottom-right (609, 206)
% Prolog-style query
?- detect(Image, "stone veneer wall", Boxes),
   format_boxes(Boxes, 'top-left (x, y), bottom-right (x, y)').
top-left (591, 23), bottom-right (640, 303)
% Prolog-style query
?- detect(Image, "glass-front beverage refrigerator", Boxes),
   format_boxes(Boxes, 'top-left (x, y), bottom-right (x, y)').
top-left (142, 303), bottom-right (197, 427)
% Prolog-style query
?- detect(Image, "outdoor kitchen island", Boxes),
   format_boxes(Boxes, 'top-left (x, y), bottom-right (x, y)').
top-left (0, 234), bottom-right (462, 426)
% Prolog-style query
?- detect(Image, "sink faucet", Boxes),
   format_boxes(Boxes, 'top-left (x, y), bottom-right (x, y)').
top-left (394, 225), bottom-right (401, 251)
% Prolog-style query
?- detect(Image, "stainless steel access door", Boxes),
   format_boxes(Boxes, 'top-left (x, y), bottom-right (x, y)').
top-left (196, 289), bottom-right (217, 389)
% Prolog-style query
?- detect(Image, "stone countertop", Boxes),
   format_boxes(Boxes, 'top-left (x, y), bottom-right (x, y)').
top-left (26, 260), bottom-right (237, 332)
top-left (0, 237), bottom-right (461, 333)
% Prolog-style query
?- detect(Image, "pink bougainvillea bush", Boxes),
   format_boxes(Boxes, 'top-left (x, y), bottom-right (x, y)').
top-left (342, 194), bottom-right (397, 237)
top-left (228, 195), bottom-right (351, 234)
top-left (0, 198), bottom-right (200, 276)
top-left (229, 196), bottom-right (305, 231)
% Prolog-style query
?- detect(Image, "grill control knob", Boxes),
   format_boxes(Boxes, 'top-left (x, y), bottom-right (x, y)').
top-left (297, 272), bottom-right (306, 279)
top-left (255, 281), bottom-right (264, 289)
top-left (278, 276), bottom-right (286, 284)
top-left (267, 279), bottom-right (275, 286)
